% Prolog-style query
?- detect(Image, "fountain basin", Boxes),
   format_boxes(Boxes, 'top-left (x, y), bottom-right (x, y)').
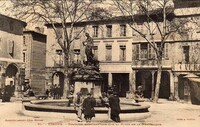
top-left (24, 99), bottom-right (150, 114)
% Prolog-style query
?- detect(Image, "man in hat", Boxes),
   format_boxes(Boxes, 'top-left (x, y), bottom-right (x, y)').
top-left (109, 92), bottom-right (121, 122)
top-left (74, 92), bottom-right (84, 122)
top-left (82, 93), bottom-right (96, 122)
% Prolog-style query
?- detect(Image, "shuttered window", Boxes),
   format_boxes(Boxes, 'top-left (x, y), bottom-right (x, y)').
top-left (135, 44), bottom-right (140, 60)
top-left (120, 45), bottom-right (126, 61)
top-left (106, 45), bottom-right (112, 61)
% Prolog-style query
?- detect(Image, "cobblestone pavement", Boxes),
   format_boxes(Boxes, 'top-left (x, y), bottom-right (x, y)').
top-left (0, 99), bottom-right (200, 127)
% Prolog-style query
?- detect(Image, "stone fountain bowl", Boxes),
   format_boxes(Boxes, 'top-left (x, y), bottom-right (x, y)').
top-left (23, 99), bottom-right (150, 114)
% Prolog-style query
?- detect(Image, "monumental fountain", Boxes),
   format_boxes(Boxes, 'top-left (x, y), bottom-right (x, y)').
top-left (23, 33), bottom-right (150, 120)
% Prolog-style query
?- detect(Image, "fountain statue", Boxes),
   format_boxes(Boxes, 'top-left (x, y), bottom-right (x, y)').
top-left (69, 33), bottom-right (102, 106)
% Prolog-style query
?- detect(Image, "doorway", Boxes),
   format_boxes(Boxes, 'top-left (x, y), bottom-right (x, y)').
top-left (112, 73), bottom-right (129, 97)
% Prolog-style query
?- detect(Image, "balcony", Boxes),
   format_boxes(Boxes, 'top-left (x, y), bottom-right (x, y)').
top-left (132, 60), bottom-right (171, 69)
top-left (174, 64), bottom-right (200, 72)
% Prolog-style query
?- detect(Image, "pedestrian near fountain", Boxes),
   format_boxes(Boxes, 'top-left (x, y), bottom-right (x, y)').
top-left (134, 85), bottom-right (144, 103)
top-left (57, 85), bottom-right (61, 99)
top-left (109, 92), bottom-right (121, 122)
top-left (100, 92), bottom-right (110, 120)
top-left (74, 92), bottom-right (84, 122)
top-left (82, 93), bottom-right (96, 122)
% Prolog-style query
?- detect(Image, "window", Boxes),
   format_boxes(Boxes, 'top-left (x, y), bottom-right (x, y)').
top-left (106, 25), bottom-right (112, 37)
top-left (165, 43), bottom-right (169, 59)
top-left (156, 43), bottom-right (169, 59)
top-left (23, 36), bottom-right (26, 45)
top-left (134, 43), bottom-right (169, 60)
top-left (8, 40), bottom-right (14, 57)
top-left (55, 49), bottom-right (63, 66)
top-left (148, 44), bottom-right (155, 59)
top-left (74, 49), bottom-right (81, 64)
top-left (134, 43), bottom-right (158, 60)
top-left (56, 49), bottom-right (62, 55)
top-left (120, 45), bottom-right (126, 61)
top-left (140, 43), bottom-right (148, 59)
top-left (135, 44), bottom-right (140, 60)
top-left (74, 27), bottom-right (81, 39)
top-left (93, 46), bottom-right (98, 60)
top-left (56, 28), bottom-right (63, 39)
top-left (93, 26), bottom-right (98, 37)
top-left (120, 24), bottom-right (126, 36)
top-left (106, 45), bottom-right (112, 61)
top-left (23, 52), bottom-right (26, 62)
top-left (183, 46), bottom-right (190, 64)
top-left (137, 23), bottom-right (144, 35)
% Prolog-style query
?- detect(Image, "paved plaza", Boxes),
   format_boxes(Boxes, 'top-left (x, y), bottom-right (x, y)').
top-left (0, 99), bottom-right (200, 127)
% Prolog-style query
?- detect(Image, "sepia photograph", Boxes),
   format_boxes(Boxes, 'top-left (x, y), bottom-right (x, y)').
top-left (0, 0), bottom-right (200, 127)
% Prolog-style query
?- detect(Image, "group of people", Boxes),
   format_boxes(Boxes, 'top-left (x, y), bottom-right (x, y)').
top-left (100, 91), bottom-right (121, 122)
top-left (73, 89), bottom-right (121, 123)
top-left (49, 84), bottom-right (62, 99)
top-left (74, 92), bottom-right (96, 122)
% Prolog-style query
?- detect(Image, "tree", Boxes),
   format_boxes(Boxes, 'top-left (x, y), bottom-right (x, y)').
top-left (112, 0), bottom-right (188, 102)
top-left (10, 0), bottom-right (95, 98)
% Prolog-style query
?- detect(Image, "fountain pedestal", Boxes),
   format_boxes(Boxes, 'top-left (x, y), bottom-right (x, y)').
top-left (70, 65), bottom-right (102, 106)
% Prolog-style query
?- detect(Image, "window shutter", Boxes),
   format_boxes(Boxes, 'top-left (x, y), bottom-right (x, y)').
top-left (120, 45), bottom-right (126, 61)
top-left (106, 45), bottom-right (112, 61)
top-left (148, 44), bottom-right (152, 59)
top-left (136, 44), bottom-right (140, 60)
top-left (164, 43), bottom-right (169, 59)
top-left (148, 44), bottom-right (156, 59)
top-left (8, 40), bottom-right (14, 56)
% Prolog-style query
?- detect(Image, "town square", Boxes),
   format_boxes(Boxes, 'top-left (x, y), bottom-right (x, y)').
top-left (0, 0), bottom-right (200, 127)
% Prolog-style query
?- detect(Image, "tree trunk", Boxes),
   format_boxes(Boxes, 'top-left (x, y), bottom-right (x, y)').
top-left (151, 71), bottom-right (155, 99)
top-left (153, 59), bottom-right (162, 103)
top-left (62, 72), bottom-right (69, 99)
top-left (62, 50), bottom-right (70, 99)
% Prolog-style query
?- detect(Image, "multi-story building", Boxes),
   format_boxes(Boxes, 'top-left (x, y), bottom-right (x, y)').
top-left (45, 19), bottom-right (134, 97)
top-left (0, 14), bottom-right (26, 97)
top-left (23, 30), bottom-right (47, 95)
top-left (45, 2), bottom-right (200, 101)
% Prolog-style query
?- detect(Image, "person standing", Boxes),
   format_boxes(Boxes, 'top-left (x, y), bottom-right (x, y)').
top-left (74, 92), bottom-right (84, 122)
top-left (82, 93), bottom-right (96, 122)
top-left (100, 92), bottom-right (110, 120)
top-left (109, 92), bottom-right (121, 122)
top-left (134, 85), bottom-right (144, 103)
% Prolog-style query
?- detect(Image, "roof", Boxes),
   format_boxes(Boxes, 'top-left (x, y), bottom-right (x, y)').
top-left (23, 30), bottom-right (46, 36)
top-left (173, 0), bottom-right (200, 9)
top-left (0, 13), bottom-right (27, 27)
top-left (45, 10), bottom-right (175, 28)
top-left (23, 30), bottom-right (47, 43)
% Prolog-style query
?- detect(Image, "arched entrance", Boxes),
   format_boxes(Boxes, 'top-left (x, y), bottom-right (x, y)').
top-left (5, 64), bottom-right (18, 96)
top-left (52, 72), bottom-right (64, 96)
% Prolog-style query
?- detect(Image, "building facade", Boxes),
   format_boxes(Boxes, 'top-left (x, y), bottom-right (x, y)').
top-left (0, 14), bottom-right (26, 97)
top-left (23, 30), bottom-right (47, 95)
top-left (45, 5), bottom-right (200, 100)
